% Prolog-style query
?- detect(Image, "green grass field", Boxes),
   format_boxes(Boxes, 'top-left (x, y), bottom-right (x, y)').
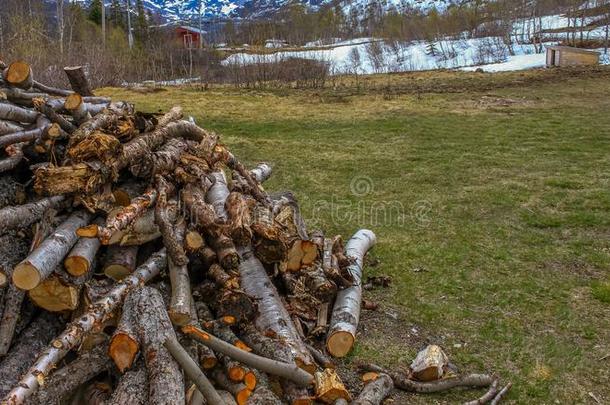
top-left (102, 67), bottom-right (610, 404)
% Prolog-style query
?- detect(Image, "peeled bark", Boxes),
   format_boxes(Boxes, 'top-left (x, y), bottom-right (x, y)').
top-left (12, 210), bottom-right (92, 290)
top-left (314, 368), bottom-right (351, 404)
top-left (410, 345), bottom-right (449, 382)
top-left (237, 247), bottom-right (316, 373)
top-left (131, 137), bottom-right (190, 178)
top-left (32, 98), bottom-right (77, 134)
top-left (0, 143), bottom-right (24, 172)
top-left (0, 195), bottom-right (65, 232)
top-left (2, 249), bottom-right (166, 404)
top-left (27, 265), bottom-right (90, 312)
top-left (103, 245), bottom-right (138, 280)
top-left (0, 313), bottom-right (63, 398)
top-left (63, 66), bottom-right (94, 96)
top-left (32, 343), bottom-right (111, 405)
top-left (164, 336), bottom-right (224, 405)
top-left (226, 192), bottom-right (254, 247)
top-left (67, 108), bottom-right (121, 147)
top-left (97, 188), bottom-right (157, 245)
top-left (326, 229), bottom-right (376, 358)
top-left (107, 364), bottom-right (149, 405)
top-left (352, 374), bottom-right (393, 405)
top-left (129, 286), bottom-right (184, 405)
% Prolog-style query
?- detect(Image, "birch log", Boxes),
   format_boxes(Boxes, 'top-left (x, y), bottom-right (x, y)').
top-left (0, 196), bottom-right (65, 232)
top-left (326, 229), bottom-right (376, 357)
top-left (12, 211), bottom-right (92, 290)
top-left (238, 247), bottom-right (316, 373)
top-left (352, 373), bottom-right (393, 405)
top-left (1, 249), bottom-right (166, 405)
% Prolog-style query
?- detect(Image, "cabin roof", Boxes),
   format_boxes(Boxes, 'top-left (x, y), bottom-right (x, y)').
top-left (545, 45), bottom-right (600, 55)
top-left (178, 26), bottom-right (206, 35)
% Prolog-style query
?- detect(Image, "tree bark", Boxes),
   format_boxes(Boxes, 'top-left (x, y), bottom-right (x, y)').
top-left (352, 373), bottom-right (393, 405)
top-left (210, 368), bottom-right (252, 405)
top-left (129, 286), bottom-right (184, 405)
top-left (0, 143), bottom-right (25, 172)
top-left (0, 283), bottom-right (26, 355)
top-left (0, 196), bottom-right (65, 232)
top-left (314, 368), bottom-right (351, 403)
top-left (155, 176), bottom-right (187, 266)
top-left (12, 210), bottom-right (92, 290)
top-left (64, 93), bottom-right (91, 125)
top-left (109, 285), bottom-right (140, 373)
top-left (0, 120), bottom-right (23, 136)
top-left (226, 192), bottom-right (254, 247)
top-left (182, 325), bottom-right (314, 387)
top-left (464, 379), bottom-right (499, 405)
top-left (64, 222), bottom-right (102, 277)
top-left (237, 247), bottom-right (316, 373)
top-left (130, 137), bottom-right (190, 178)
top-left (32, 98), bottom-right (77, 134)
top-left (63, 66), bottom-right (94, 96)
top-left (164, 335), bottom-right (224, 405)
top-left (32, 342), bottom-right (111, 405)
top-left (326, 229), bottom-right (376, 357)
top-left (0, 233), bottom-right (29, 288)
top-left (0, 313), bottom-right (63, 398)
top-left (2, 249), bottom-right (166, 404)
top-left (97, 188), bottom-right (157, 245)
top-left (107, 364), bottom-right (149, 405)
top-left (206, 170), bottom-right (230, 221)
top-left (167, 218), bottom-right (192, 326)
top-left (0, 103), bottom-right (38, 123)
top-left (359, 364), bottom-right (493, 393)
top-left (103, 245), bottom-right (138, 280)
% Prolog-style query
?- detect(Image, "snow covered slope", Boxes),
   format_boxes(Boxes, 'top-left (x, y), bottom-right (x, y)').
top-left (71, 0), bottom-right (460, 20)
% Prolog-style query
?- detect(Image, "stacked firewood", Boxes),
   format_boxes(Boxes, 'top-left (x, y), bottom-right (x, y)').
top-left (0, 60), bottom-right (510, 405)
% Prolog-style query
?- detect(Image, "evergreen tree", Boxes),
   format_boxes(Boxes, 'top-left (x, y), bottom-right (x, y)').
top-left (135, 0), bottom-right (148, 40)
top-left (110, 0), bottom-right (123, 27)
top-left (88, 0), bottom-right (102, 24)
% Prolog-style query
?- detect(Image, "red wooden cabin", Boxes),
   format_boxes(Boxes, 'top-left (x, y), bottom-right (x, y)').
top-left (176, 26), bottom-right (205, 49)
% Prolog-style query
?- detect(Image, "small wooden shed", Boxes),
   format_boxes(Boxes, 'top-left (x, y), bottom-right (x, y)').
top-left (546, 46), bottom-right (600, 67)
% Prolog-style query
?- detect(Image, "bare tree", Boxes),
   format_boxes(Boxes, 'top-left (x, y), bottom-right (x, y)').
top-left (57, 0), bottom-right (64, 54)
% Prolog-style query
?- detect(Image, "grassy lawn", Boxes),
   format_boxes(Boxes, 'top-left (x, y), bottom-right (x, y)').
top-left (101, 67), bottom-right (610, 404)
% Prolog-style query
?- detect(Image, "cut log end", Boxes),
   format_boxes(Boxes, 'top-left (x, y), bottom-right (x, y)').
top-left (202, 356), bottom-right (218, 370)
top-left (5, 61), bottom-right (32, 88)
top-left (243, 371), bottom-right (257, 391)
top-left (64, 256), bottom-right (90, 277)
top-left (361, 371), bottom-right (379, 384)
top-left (0, 272), bottom-right (7, 288)
top-left (229, 366), bottom-right (247, 382)
top-left (185, 230), bottom-right (204, 252)
top-left (64, 93), bottom-right (83, 110)
top-left (77, 224), bottom-right (99, 238)
top-left (168, 310), bottom-right (192, 327)
top-left (12, 262), bottom-right (41, 290)
top-left (109, 334), bottom-right (139, 373)
top-left (326, 331), bottom-right (355, 358)
top-left (236, 388), bottom-right (252, 405)
top-left (104, 264), bottom-right (131, 281)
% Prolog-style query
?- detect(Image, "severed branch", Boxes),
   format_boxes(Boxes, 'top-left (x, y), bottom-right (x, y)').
top-left (326, 229), bottom-right (376, 358)
top-left (182, 325), bottom-right (314, 387)
top-left (490, 383), bottom-right (512, 405)
top-left (352, 373), bottom-right (393, 405)
top-left (13, 210), bottom-right (92, 290)
top-left (164, 336), bottom-right (224, 405)
top-left (464, 379), bottom-right (499, 405)
top-left (359, 363), bottom-right (494, 393)
top-left (0, 196), bottom-right (65, 232)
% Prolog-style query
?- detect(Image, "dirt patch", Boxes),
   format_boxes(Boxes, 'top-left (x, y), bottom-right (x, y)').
top-left (538, 258), bottom-right (604, 278)
top-left (474, 94), bottom-right (533, 109)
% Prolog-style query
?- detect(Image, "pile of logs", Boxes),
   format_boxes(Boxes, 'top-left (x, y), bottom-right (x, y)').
top-left (0, 59), bottom-right (510, 405)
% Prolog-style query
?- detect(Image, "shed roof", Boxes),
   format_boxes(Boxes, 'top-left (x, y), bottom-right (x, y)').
top-left (545, 45), bottom-right (600, 55)
top-left (178, 26), bottom-right (206, 35)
